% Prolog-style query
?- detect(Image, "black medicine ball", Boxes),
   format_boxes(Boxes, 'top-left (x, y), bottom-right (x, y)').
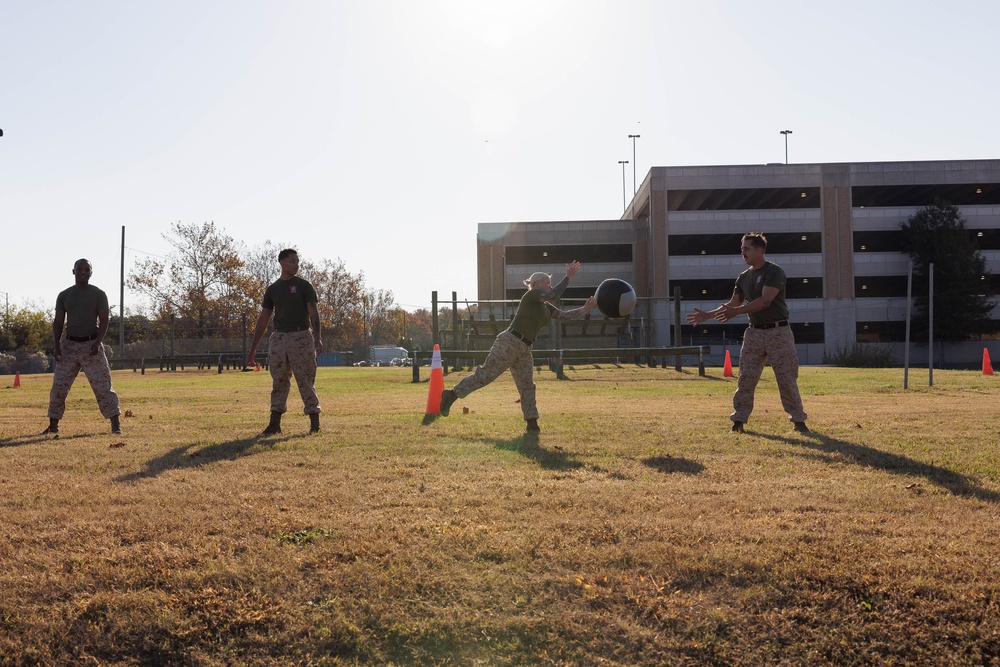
top-left (595, 279), bottom-right (637, 318)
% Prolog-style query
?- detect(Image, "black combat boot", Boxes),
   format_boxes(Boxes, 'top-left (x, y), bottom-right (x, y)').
top-left (440, 389), bottom-right (458, 416)
top-left (262, 411), bottom-right (282, 435)
top-left (525, 419), bottom-right (541, 433)
top-left (111, 415), bottom-right (122, 435)
top-left (309, 413), bottom-right (320, 434)
top-left (42, 418), bottom-right (59, 436)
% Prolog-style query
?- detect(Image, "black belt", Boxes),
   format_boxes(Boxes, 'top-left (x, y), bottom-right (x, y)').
top-left (507, 329), bottom-right (534, 346)
top-left (276, 327), bottom-right (310, 333)
top-left (67, 334), bottom-right (98, 342)
top-left (749, 320), bottom-right (789, 330)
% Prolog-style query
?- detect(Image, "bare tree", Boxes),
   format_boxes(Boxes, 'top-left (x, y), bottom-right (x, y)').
top-left (299, 257), bottom-right (366, 351)
top-left (128, 225), bottom-right (402, 352)
top-left (364, 288), bottom-right (400, 347)
top-left (243, 240), bottom-right (285, 305)
top-left (129, 222), bottom-right (254, 338)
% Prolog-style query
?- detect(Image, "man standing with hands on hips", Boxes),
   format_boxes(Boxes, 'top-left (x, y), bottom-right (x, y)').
top-left (686, 233), bottom-right (808, 434)
top-left (43, 258), bottom-right (122, 436)
top-left (247, 248), bottom-right (323, 435)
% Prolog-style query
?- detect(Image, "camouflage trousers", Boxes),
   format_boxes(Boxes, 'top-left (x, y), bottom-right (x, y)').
top-left (48, 339), bottom-right (121, 420)
top-left (732, 325), bottom-right (807, 424)
top-left (268, 330), bottom-right (320, 415)
top-left (452, 331), bottom-right (538, 421)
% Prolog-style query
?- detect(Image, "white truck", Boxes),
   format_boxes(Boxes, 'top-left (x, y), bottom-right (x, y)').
top-left (369, 346), bottom-right (410, 366)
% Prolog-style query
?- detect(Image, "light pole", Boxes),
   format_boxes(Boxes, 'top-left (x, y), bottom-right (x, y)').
top-left (618, 160), bottom-right (629, 213)
top-left (628, 134), bottom-right (640, 196)
top-left (780, 129), bottom-right (793, 164)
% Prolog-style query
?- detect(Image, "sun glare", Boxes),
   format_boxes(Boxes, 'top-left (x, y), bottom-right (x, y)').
top-left (393, 0), bottom-right (591, 138)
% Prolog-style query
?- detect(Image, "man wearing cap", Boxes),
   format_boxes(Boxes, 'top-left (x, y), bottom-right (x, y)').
top-left (43, 258), bottom-right (122, 436)
top-left (439, 260), bottom-right (596, 433)
top-left (686, 233), bottom-right (808, 434)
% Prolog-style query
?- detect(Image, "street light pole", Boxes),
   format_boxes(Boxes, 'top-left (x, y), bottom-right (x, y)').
top-left (618, 160), bottom-right (629, 213)
top-left (628, 134), bottom-right (640, 196)
top-left (780, 129), bottom-right (793, 164)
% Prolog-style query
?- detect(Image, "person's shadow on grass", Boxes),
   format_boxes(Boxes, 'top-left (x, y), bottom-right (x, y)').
top-left (761, 430), bottom-right (1000, 503)
top-left (1, 431), bottom-right (102, 447)
top-left (114, 434), bottom-right (294, 482)
top-left (486, 433), bottom-right (584, 471)
top-left (642, 455), bottom-right (705, 475)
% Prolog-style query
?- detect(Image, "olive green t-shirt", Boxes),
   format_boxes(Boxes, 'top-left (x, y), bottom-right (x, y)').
top-left (508, 276), bottom-right (568, 340)
top-left (262, 276), bottom-right (318, 332)
top-left (733, 261), bottom-right (789, 326)
top-left (55, 285), bottom-right (109, 338)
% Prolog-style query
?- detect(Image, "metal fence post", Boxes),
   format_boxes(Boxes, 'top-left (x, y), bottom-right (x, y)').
top-left (673, 287), bottom-right (682, 371)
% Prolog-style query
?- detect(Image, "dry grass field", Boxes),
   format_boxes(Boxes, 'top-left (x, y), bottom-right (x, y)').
top-left (1, 363), bottom-right (999, 666)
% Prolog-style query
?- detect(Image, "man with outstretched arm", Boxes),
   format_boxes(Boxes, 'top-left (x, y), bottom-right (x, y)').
top-left (439, 260), bottom-right (596, 433)
top-left (686, 233), bottom-right (808, 434)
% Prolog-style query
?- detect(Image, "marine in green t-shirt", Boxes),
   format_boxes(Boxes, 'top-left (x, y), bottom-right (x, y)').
top-left (247, 249), bottom-right (324, 436)
top-left (43, 258), bottom-right (122, 436)
top-left (438, 261), bottom-right (597, 433)
top-left (684, 233), bottom-right (808, 434)
top-left (262, 276), bottom-right (318, 332)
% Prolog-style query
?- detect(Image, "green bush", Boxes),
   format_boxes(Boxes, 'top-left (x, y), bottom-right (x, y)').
top-left (823, 342), bottom-right (897, 368)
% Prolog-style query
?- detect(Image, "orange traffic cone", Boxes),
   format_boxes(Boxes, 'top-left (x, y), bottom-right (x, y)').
top-left (13, 371), bottom-right (21, 387)
top-left (984, 348), bottom-right (994, 376)
top-left (723, 350), bottom-right (734, 377)
top-left (256, 363), bottom-right (261, 372)
top-left (425, 344), bottom-right (444, 415)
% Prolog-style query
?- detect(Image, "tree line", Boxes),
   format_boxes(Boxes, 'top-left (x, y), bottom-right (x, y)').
top-left (125, 221), bottom-right (442, 356)
top-left (0, 222), bottom-right (450, 368)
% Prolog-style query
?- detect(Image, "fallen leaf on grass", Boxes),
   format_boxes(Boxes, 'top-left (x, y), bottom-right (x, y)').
top-left (109, 442), bottom-right (126, 449)
top-left (124, 410), bottom-right (134, 418)
top-left (462, 406), bottom-right (469, 414)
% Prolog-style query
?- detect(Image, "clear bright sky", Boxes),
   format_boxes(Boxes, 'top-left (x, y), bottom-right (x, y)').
top-left (2, 0), bottom-right (998, 314)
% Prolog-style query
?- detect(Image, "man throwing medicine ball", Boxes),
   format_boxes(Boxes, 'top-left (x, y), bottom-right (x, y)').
top-left (247, 248), bottom-right (323, 435)
top-left (686, 233), bottom-right (808, 434)
top-left (438, 261), bottom-right (596, 433)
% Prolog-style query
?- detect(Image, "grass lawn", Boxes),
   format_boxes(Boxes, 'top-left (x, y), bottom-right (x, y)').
top-left (1, 364), bottom-right (999, 666)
